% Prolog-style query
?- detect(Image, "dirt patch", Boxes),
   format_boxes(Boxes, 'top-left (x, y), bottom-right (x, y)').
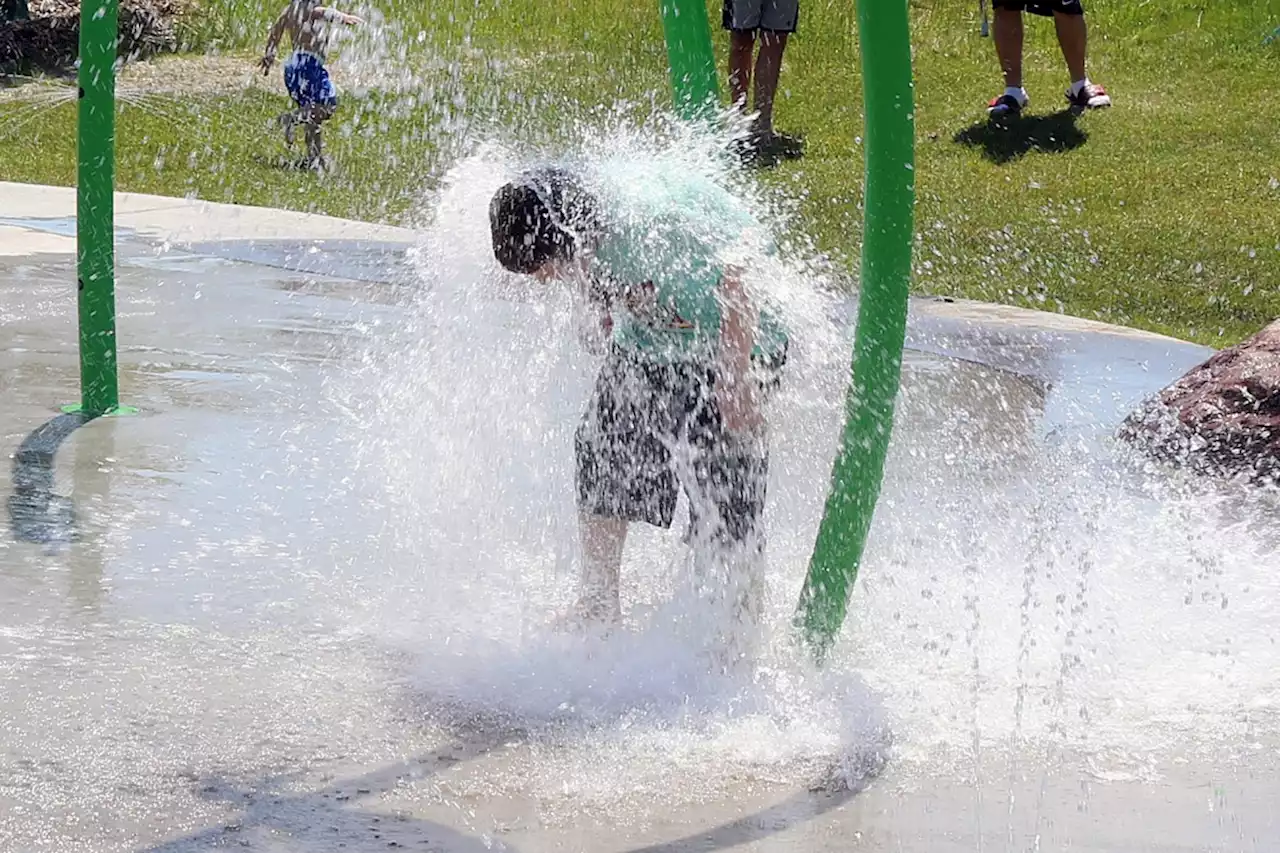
top-left (115, 53), bottom-right (275, 96)
top-left (1, 53), bottom-right (278, 103)
top-left (1, 49), bottom-right (392, 104)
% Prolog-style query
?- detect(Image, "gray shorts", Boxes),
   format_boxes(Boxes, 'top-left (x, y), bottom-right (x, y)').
top-left (992, 0), bottom-right (1084, 15)
top-left (574, 347), bottom-right (779, 546)
top-left (723, 0), bottom-right (799, 33)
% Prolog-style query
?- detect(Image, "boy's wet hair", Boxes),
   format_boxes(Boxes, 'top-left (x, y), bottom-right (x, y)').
top-left (489, 167), bottom-right (599, 274)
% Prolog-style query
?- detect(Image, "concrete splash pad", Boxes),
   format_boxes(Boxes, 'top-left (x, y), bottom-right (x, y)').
top-left (2, 182), bottom-right (1279, 852)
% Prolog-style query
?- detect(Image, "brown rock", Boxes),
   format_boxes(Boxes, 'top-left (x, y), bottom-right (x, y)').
top-left (1118, 320), bottom-right (1280, 485)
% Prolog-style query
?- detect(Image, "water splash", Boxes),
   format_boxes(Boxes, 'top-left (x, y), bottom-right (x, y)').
top-left (316, 112), bottom-right (1280, 803)
top-left (314, 120), bottom-right (888, 801)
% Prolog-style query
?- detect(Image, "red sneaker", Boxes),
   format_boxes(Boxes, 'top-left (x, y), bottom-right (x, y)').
top-left (987, 93), bottom-right (1025, 120)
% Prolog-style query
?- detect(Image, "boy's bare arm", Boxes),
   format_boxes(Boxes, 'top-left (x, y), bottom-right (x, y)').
top-left (258, 9), bottom-right (290, 73)
top-left (717, 265), bottom-right (762, 433)
top-left (312, 6), bottom-right (365, 25)
top-left (574, 272), bottom-right (615, 355)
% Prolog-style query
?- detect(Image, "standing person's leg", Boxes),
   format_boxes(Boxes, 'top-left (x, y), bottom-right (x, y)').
top-left (1054, 9), bottom-right (1087, 83)
top-left (303, 110), bottom-right (323, 166)
top-left (728, 29), bottom-right (757, 114)
top-left (751, 30), bottom-right (789, 137)
top-left (994, 6), bottom-right (1025, 89)
top-left (303, 103), bottom-right (336, 167)
top-left (303, 58), bottom-right (340, 168)
top-left (751, 0), bottom-right (801, 157)
top-left (724, 0), bottom-right (763, 121)
top-left (987, 1), bottom-right (1028, 117)
top-left (279, 111), bottom-right (299, 146)
top-left (1052, 2), bottom-right (1111, 110)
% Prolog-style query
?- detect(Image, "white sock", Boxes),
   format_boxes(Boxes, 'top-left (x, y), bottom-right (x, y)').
top-left (1004, 86), bottom-right (1028, 106)
top-left (1069, 78), bottom-right (1091, 97)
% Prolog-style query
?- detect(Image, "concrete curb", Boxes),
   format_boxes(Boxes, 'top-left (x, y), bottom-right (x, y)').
top-left (0, 181), bottom-right (1198, 350)
top-left (911, 295), bottom-right (1191, 346)
top-left (0, 181), bottom-right (417, 249)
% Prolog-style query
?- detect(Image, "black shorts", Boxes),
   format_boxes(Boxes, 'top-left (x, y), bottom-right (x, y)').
top-left (992, 0), bottom-right (1084, 15)
top-left (574, 347), bottom-right (784, 546)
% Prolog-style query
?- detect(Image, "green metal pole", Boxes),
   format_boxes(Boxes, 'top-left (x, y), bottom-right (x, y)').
top-left (795, 0), bottom-right (915, 661)
top-left (75, 0), bottom-right (121, 417)
top-left (659, 0), bottom-right (719, 122)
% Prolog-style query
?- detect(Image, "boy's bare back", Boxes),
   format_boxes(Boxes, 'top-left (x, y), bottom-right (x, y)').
top-left (260, 1), bottom-right (362, 71)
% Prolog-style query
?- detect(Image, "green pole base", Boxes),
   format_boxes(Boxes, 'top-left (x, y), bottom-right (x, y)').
top-left (61, 404), bottom-right (139, 418)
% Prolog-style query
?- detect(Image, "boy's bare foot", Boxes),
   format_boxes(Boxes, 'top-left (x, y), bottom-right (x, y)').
top-left (550, 596), bottom-right (620, 634)
top-left (303, 154), bottom-right (331, 173)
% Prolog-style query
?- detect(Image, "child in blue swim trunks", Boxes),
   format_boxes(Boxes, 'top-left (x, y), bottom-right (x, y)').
top-left (259, 2), bottom-right (363, 169)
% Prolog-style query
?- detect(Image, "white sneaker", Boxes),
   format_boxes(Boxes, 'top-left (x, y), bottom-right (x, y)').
top-left (1067, 83), bottom-right (1112, 111)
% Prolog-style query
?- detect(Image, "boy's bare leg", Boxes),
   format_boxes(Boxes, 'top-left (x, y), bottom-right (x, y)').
top-left (728, 30), bottom-right (756, 115)
top-left (304, 121), bottom-right (323, 166)
top-left (302, 104), bottom-right (334, 167)
top-left (277, 109), bottom-right (299, 146)
top-left (1052, 11), bottom-right (1088, 84)
top-left (994, 7), bottom-right (1025, 88)
top-left (574, 513), bottom-right (627, 625)
top-left (751, 31), bottom-right (789, 136)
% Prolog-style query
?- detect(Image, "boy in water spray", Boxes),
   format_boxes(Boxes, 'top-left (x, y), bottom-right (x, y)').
top-left (489, 164), bottom-right (789, 640)
top-left (259, 1), bottom-right (364, 169)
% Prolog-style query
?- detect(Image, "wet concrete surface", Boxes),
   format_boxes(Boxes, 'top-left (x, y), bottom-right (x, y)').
top-left (1, 206), bottom-right (1274, 852)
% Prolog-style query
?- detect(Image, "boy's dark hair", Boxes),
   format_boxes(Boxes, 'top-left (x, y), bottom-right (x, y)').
top-left (489, 167), bottom-right (598, 274)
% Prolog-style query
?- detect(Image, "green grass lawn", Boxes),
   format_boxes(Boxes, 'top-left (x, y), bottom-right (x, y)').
top-left (2, 0), bottom-right (1279, 345)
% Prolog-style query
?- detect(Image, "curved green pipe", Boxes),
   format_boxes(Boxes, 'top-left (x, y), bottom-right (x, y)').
top-left (794, 0), bottom-right (915, 661)
top-left (658, 0), bottom-right (915, 663)
top-left (659, 0), bottom-right (719, 122)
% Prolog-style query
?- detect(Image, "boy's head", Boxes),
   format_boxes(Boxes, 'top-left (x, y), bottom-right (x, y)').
top-left (489, 168), bottom-right (597, 277)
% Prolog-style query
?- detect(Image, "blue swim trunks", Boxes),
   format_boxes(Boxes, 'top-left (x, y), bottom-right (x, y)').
top-left (283, 51), bottom-right (338, 108)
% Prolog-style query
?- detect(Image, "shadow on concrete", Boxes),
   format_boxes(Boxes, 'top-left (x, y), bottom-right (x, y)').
top-left (140, 733), bottom-right (522, 853)
top-left (623, 759), bottom-right (883, 853)
top-left (953, 109), bottom-right (1087, 164)
top-left (138, 689), bottom-right (884, 852)
top-left (8, 411), bottom-right (88, 546)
